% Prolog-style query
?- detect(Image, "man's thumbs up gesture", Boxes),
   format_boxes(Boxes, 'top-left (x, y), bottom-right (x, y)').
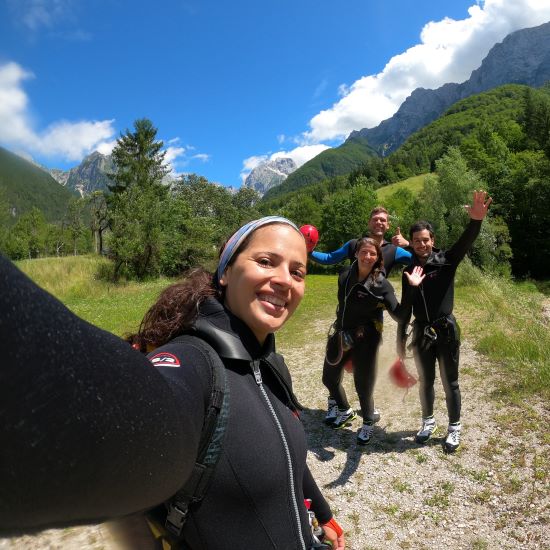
top-left (391, 226), bottom-right (409, 247)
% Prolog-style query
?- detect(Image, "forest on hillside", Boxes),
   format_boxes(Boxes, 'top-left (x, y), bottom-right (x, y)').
top-left (1, 83), bottom-right (549, 279)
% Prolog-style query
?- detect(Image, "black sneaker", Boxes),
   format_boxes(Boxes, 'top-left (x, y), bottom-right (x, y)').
top-left (332, 408), bottom-right (357, 429)
top-left (324, 399), bottom-right (338, 425)
top-left (357, 422), bottom-right (374, 445)
top-left (415, 416), bottom-right (437, 444)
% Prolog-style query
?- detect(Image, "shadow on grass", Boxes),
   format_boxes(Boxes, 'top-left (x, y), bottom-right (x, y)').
top-left (533, 280), bottom-right (550, 295)
top-left (301, 407), bottom-right (441, 488)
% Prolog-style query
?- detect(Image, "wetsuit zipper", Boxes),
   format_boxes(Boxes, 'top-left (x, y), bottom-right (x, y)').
top-left (251, 359), bottom-right (307, 550)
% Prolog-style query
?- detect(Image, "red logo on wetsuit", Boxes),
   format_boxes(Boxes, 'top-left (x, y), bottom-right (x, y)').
top-left (149, 352), bottom-right (181, 368)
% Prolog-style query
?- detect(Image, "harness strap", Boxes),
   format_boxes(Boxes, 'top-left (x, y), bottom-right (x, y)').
top-left (161, 335), bottom-right (230, 539)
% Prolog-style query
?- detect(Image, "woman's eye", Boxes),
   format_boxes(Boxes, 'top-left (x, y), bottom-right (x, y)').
top-left (292, 270), bottom-right (306, 280)
top-left (257, 258), bottom-right (271, 267)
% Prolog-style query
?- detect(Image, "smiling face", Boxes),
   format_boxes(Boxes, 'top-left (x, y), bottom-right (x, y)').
top-left (356, 243), bottom-right (379, 270)
top-left (219, 224), bottom-right (307, 344)
top-left (411, 229), bottom-right (435, 264)
top-left (368, 211), bottom-right (390, 238)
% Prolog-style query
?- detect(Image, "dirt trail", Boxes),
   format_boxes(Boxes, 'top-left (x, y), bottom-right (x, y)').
top-left (2, 317), bottom-right (548, 550)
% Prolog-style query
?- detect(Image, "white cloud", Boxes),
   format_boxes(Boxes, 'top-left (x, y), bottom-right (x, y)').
top-left (192, 153), bottom-right (210, 162)
top-left (303, 0), bottom-right (550, 142)
top-left (272, 144), bottom-right (331, 168)
top-left (242, 155), bottom-right (269, 173)
top-left (37, 120), bottom-right (115, 161)
top-left (7, 0), bottom-right (74, 31)
top-left (164, 145), bottom-right (186, 165)
top-left (96, 140), bottom-right (117, 155)
top-left (162, 141), bottom-right (210, 177)
top-left (0, 60), bottom-right (116, 162)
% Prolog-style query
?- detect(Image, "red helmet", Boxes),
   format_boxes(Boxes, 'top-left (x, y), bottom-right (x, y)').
top-left (299, 225), bottom-right (319, 252)
top-left (389, 357), bottom-right (417, 389)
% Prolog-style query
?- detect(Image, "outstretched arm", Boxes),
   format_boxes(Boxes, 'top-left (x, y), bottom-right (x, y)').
top-left (0, 255), bottom-right (203, 533)
top-left (310, 240), bottom-right (354, 265)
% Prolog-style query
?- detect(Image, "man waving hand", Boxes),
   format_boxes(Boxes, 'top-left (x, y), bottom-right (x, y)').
top-left (397, 191), bottom-right (492, 453)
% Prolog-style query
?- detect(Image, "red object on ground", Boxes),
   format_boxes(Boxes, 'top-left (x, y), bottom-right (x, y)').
top-left (343, 357), bottom-right (354, 373)
top-left (389, 357), bottom-right (417, 388)
top-left (299, 225), bottom-right (319, 252)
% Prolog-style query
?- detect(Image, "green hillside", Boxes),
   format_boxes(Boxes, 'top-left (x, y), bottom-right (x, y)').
top-left (0, 146), bottom-right (77, 224)
top-left (264, 84), bottom-right (532, 203)
top-left (376, 173), bottom-right (427, 201)
top-left (264, 135), bottom-right (377, 200)
top-left (382, 84), bottom-right (528, 176)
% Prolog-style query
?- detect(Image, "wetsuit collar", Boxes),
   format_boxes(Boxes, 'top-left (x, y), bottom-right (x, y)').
top-left (192, 297), bottom-right (275, 361)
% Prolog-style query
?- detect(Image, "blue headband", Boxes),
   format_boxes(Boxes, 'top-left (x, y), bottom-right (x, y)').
top-left (216, 216), bottom-right (300, 284)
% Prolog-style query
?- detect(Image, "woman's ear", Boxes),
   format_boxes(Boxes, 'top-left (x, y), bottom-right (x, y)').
top-left (218, 272), bottom-right (228, 287)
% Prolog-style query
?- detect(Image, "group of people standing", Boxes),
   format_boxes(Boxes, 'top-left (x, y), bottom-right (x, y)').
top-left (311, 191), bottom-right (491, 453)
top-left (0, 191), bottom-right (490, 549)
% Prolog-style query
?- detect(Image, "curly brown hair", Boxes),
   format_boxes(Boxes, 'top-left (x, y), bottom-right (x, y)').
top-left (127, 268), bottom-right (219, 352)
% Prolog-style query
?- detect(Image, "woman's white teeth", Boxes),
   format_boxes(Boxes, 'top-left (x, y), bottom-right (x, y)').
top-left (259, 294), bottom-right (285, 307)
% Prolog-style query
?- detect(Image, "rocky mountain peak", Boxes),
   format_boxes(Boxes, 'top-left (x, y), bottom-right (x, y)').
top-left (350, 21), bottom-right (550, 155)
top-left (244, 157), bottom-right (297, 196)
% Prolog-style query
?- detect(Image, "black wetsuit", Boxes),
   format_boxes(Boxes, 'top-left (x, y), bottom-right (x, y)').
top-left (322, 264), bottom-right (404, 422)
top-left (0, 255), bottom-right (330, 549)
top-left (397, 220), bottom-right (482, 424)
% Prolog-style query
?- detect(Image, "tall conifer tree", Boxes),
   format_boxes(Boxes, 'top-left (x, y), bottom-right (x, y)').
top-left (108, 118), bottom-right (170, 279)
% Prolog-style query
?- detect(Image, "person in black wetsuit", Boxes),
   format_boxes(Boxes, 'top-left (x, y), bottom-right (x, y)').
top-left (0, 216), bottom-right (345, 550)
top-left (322, 237), bottom-right (424, 445)
top-left (397, 191), bottom-right (492, 453)
top-left (310, 206), bottom-right (413, 424)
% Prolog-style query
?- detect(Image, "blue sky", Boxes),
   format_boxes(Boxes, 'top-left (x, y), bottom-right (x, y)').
top-left (1, 0), bottom-right (550, 187)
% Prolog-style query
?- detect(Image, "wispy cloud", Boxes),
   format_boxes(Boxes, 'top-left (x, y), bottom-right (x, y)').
top-left (0, 61), bottom-right (116, 162)
top-left (7, 0), bottom-right (74, 31)
top-left (302, 0), bottom-right (550, 143)
top-left (192, 153), bottom-right (210, 162)
top-left (162, 139), bottom-right (210, 176)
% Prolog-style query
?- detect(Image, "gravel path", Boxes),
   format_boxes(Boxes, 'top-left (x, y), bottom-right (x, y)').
top-left (2, 317), bottom-right (548, 550)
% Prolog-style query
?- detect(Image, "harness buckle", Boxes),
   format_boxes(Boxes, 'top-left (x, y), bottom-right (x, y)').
top-left (165, 502), bottom-right (189, 536)
top-left (423, 325), bottom-right (438, 342)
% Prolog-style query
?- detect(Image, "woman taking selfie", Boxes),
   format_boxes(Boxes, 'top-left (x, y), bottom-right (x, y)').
top-left (0, 216), bottom-right (344, 550)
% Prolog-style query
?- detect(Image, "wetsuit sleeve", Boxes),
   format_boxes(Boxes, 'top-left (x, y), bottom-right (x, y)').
top-left (395, 246), bottom-right (412, 265)
top-left (445, 219), bottom-right (482, 266)
top-left (0, 255), bottom-right (206, 533)
top-left (303, 465), bottom-right (332, 524)
top-left (310, 241), bottom-right (353, 265)
top-left (396, 271), bottom-right (413, 356)
top-left (379, 278), bottom-right (409, 323)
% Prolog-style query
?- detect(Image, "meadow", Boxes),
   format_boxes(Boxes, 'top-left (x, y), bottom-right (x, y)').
top-left (16, 254), bottom-right (550, 403)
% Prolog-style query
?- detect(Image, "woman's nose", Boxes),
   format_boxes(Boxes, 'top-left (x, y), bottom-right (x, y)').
top-left (271, 265), bottom-right (292, 288)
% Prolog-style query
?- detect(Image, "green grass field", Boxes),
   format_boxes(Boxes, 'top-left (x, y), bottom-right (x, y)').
top-left (376, 174), bottom-right (428, 201)
top-left (16, 255), bottom-right (550, 402)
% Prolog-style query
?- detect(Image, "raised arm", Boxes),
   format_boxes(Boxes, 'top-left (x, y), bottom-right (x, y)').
top-left (447, 190), bottom-right (492, 264)
top-left (392, 226), bottom-right (410, 248)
